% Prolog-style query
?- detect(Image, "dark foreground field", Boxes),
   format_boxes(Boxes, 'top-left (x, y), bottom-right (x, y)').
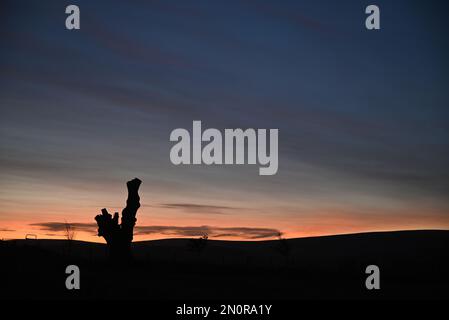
top-left (1, 230), bottom-right (448, 300)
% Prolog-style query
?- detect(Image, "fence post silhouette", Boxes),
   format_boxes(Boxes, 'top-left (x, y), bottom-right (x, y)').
top-left (95, 178), bottom-right (142, 263)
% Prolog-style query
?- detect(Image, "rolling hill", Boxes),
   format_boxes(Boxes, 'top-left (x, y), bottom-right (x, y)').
top-left (1, 230), bottom-right (448, 299)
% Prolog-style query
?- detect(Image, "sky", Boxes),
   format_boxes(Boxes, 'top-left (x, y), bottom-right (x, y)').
top-left (1, 0), bottom-right (449, 242)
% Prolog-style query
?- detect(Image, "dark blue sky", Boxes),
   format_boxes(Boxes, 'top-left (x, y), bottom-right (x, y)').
top-left (1, 0), bottom-right (448, 240)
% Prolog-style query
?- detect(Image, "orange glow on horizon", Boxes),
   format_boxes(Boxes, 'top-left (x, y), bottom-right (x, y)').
top-left (2, 207), bottom-right (449, 243)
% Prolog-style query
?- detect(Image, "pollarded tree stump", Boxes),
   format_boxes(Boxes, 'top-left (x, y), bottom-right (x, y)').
top-left (95, 178), bottom-right (141, 262)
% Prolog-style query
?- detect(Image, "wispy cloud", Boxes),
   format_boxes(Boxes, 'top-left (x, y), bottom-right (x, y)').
top-left (30, 222), bottom-right (96, 233)
top-left (134, 225), bottom-right (280, 239)
top-left (245, 0), bottom-right (332, 34)
top-left (155, 203), bottom-right (238, 215)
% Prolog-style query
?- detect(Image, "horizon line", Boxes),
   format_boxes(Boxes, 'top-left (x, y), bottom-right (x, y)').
top-left (2, 228), bottom-right (448, 244)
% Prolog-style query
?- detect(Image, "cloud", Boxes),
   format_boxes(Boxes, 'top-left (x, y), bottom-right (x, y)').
top-left (30, 222), bottom-right (96, 233)
top-left (244, 0), bottom-right (332, 34)
top-left (0, 228), bottom-right (15, 232)
top-left (156, 203), bottom-right (238, 215)
top-left (30, 222), bottom-right (279, 239)
top-left (134, 225), bottom-right (280, 239)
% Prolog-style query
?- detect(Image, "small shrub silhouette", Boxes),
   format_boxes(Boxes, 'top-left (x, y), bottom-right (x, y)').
top-left (276, 232), bottom-right (291, 258)
top-left (64, 221), bottom-right (76, 241)
top-left (64, 221), bottom-right (76, 256)
top-left (189, 233), bottom-right (208, 253)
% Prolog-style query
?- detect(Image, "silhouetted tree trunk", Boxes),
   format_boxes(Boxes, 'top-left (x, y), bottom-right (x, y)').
top-left (95, 178), bottom-right (141, 263)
